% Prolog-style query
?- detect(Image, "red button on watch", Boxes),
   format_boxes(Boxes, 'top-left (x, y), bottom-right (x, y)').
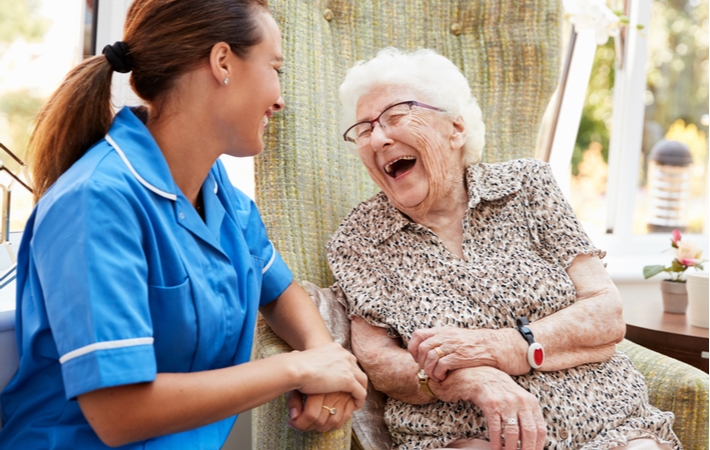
top-left (516, 317), bottom-right (545, 370)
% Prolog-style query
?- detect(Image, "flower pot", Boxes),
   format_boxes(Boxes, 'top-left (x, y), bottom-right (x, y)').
top-left (660, 280), bottom-right (688, 314)
top-left (687, 272), bottom-right (709, 328)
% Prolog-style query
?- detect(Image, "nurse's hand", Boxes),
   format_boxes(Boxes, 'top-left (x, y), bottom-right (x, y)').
top-left (286, 391), bottom-right (357, 432)
top-left (291, 342), bottom-right (368, 408)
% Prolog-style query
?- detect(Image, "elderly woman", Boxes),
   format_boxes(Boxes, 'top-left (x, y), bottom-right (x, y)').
top-left (326, 48), bottom-right (680, 450)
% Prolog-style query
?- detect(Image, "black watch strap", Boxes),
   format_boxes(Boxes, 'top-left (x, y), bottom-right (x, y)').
top-left (515, 317), bottom-right (535, 345)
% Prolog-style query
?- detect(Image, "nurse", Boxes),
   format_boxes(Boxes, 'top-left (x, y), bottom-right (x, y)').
top-left (0, 0), bottom-right (367, 448)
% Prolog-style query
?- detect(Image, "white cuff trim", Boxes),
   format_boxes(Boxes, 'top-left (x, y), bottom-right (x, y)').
top-left (59, 337), bottom-right (154, 364)
top-left (262, 242), bottom-right (277, 274)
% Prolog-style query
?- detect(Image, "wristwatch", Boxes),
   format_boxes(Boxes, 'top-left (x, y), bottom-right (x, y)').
top-left (417, 370), bottom-right (437, 399)
top-left (515, 317), bottom-right (545, 370)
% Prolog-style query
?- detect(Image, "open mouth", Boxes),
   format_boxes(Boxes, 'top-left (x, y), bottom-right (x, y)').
top-left (384, 156), bottom-right (417, 178)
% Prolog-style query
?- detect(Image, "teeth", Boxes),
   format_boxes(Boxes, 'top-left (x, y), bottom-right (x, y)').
top-left (384, 156), bottom-right (416, 174)
top-left (262, 116), bottom-right (269, 126)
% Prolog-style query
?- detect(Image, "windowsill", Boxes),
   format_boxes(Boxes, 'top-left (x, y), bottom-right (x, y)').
top-left (590, 232), bottom-right (709, 284)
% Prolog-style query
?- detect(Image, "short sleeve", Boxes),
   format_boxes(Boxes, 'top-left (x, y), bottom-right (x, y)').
top-left (522, 161), bottom-right (605, 268)
top-left (326, 216), bottom-right (396, 335)
top-left (222, 175), bottom-right (292, 306)
top-left (32, 180), bottom-right (156, 399)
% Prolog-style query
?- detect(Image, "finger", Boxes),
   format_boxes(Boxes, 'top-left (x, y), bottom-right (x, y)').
top-left (533, 407), bottom-right (547, 450)
top-left (350, 373), bottom-right (368, 404)
top-left (355, 365), bottom-right (369, 392)
top-left (517, 410), bottom-right (537, 450)
top-left (285, 390), bottom-right (304, 421)
top-left (487, 413), bottom-right (503, 450)
top-left (431, 346), bottom-right (451, 381)
top-left (288, 394), bottom-right (325, 431)
top-left (502, 416), bottom-right (520, 450)
top-left (408, 329), bottom-right (437, 362)
top-left (423, 347), bottom-right (443, 382)
top-left (407, 330), bottom-right (426, 361)
top-left (316, 397), bottom-right (354, 432)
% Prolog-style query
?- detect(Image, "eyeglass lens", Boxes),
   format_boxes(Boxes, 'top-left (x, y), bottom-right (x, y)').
top-left (348, 102), bottom-right (413, 145)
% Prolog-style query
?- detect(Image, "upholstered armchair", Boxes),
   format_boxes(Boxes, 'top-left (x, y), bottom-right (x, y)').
top-left (251, 0), bottom-right (709, 448)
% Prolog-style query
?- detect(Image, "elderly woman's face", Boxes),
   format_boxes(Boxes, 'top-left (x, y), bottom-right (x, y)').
top-left (355, 85), bottom-right (466, 212)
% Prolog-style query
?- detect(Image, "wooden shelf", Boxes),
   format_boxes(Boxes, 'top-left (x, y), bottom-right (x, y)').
top-left (623, 293), bottom-right (708, 373)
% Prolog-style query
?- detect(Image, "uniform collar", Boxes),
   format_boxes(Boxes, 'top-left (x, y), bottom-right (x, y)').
top-left (367, 162), bottom-right (524, 247)
top-left (105, 106), bottom-right (178, 201)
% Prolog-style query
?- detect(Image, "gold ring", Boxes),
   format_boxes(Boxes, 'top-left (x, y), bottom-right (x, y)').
top-left (434, 347), bottom-right (445, 358)
top-left (322, 405), bottom-right (337, 415)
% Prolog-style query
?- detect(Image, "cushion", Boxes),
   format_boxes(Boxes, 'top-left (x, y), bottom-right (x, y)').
top-left (302, 281), bottom-right (393, 450)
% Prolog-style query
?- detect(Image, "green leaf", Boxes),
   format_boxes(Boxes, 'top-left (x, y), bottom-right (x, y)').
top-left (643, 265), bottom-right (665, 279)
top-left (669, 260), bottom-right (686, 272)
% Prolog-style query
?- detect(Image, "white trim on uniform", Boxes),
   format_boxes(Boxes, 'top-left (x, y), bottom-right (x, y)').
top-left (106, 133), bottom-right (178, 201)
top-left (59, 337), bottom-right (154, 364)
top-left (262, 242), bottom-right (277, 274)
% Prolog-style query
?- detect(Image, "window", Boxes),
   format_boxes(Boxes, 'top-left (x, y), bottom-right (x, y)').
top-left (0, 0), bottom-right (88, 233)
top-left (545, 0), bottom-right (708, 280)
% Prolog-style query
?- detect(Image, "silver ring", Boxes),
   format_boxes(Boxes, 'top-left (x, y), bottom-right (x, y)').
top-left (505, 417), bottom-right (518, 426)
top-left (322, 405), bottom-right (337, 415)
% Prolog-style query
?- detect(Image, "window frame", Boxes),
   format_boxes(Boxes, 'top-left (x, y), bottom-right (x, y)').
top-left (546, 0), bottom-right (708, 281)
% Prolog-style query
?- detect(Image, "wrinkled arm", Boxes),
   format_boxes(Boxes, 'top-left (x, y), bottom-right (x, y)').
top-left (527, 253), bottom-right (625, 369)
top-left (350, 316), bottom-right (434, 405)
top-left (410, 254), bottom-right (625, 378)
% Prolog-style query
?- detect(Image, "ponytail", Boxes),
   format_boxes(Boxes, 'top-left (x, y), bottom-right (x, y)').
top-left (28, 0), bottom-right (269, 203)
top-left (28, 56), bottom-right (114, 202)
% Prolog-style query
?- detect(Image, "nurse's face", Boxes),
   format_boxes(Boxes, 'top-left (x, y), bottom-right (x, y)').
top-left (223, 10), bottom-right (284, 157)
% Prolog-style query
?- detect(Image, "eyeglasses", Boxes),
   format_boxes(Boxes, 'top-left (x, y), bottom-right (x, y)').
top-left (342, 100), bottom-right (446, 146)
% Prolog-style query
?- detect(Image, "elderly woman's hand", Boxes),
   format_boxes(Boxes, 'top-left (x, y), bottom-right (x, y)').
top-left (429, 366), bottom-right (546, 450)
top-left (408, 326), bottom-right (529, 381)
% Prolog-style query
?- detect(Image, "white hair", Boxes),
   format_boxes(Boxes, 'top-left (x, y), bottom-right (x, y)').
top-left (338, 47), bottom-right (486, 165)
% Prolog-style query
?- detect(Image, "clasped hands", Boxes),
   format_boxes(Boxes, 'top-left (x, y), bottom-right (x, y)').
top-left (286, 342), bottom-right (368, 432)
top-left (409, 327), bottom-right (547, 450)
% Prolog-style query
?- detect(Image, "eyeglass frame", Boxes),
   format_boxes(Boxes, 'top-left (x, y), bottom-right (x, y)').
top-left (342, 100), bottom-right (447, 145)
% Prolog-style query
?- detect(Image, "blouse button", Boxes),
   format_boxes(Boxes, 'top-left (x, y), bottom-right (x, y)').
top-left (559, 429), bottom-right (569, 439)
top-left (450, 23), bottom-right (462, 35)
top-left (179, 212), bottom-right (185, 220)
top-left (540, 384), bottom-right (551, 392)
top-left (323, 8), bottom-right (334, 21)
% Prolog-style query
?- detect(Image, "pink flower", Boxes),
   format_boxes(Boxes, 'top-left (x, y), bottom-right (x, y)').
top-left (671, 229), bottom-right (682, 246)
top-left (643, 231), bottom-right (706, 281)
top-left (675, 241), bottom-right (703, 267)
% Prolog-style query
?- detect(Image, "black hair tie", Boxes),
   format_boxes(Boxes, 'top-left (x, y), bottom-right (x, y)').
top-left (102, 41), bottom-right (133, 73)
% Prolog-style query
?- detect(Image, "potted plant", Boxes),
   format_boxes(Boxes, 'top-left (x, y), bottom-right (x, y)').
top-left (643, 230), bottom-right (706, 313)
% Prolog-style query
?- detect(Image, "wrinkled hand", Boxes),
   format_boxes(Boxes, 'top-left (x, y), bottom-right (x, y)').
top-left (408, 327), bottom-right (528, 381)
top-left (293, 342), bottom-right (368, 407)
top-left (429, 367), bottom-right (546, 450)
top-left (286, 391), bottom-right (358, 432)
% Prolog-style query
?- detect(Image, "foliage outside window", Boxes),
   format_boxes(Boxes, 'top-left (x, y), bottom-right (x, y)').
top-left (0, 0), bottom-right (85, 232)
top-left (569, 0), bottom-right (708, 236)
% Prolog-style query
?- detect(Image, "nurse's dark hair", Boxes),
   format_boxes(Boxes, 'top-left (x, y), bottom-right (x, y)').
top-left (27, 0), bottom-right (268, 202)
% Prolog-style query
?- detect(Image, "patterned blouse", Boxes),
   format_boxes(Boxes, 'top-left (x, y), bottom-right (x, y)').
top-left (327, 159), bottom-right (680, 450)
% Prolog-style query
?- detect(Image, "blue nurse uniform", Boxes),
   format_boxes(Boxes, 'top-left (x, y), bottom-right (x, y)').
top-left (0, 107), bottom-right (293, 449)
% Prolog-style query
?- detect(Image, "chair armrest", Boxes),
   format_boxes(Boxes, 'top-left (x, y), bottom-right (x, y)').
top-left (618, 339), bottom-right (709, 450)
top-left (251, 314), bottom-right (353, 450)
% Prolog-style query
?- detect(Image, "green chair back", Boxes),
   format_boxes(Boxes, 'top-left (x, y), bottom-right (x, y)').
top-left (256, 0), bottom-right (562, 288)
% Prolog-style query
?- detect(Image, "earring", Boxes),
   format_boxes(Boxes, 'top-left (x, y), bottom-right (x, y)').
top-left (223, 77), bottom-right (229, 85)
